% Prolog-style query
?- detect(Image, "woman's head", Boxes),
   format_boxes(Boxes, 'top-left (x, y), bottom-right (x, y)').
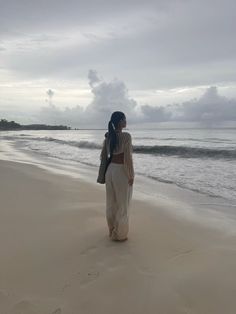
top-left (107, 111), bottom-right (126, 157)
top-left (109, 111), bottom-right (126, 130)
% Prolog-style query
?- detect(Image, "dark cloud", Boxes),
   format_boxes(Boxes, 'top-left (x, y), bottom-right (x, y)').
top-left (175, 86), bottom-right (236, 123)
top-left (140, 105), bottom-right (172, 122)
top-left (46, 89), bottom-right (54, 98)
top-left (0, 0), bottom-right (168, 30)
top-left (1, 0), bottom-right (235, 89)
top-left (88, 69), bottom-right (102, 88)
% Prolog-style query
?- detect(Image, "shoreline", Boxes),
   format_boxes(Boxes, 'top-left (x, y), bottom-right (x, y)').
top-left (1, 138), bottom-right (236, 231)
top-left (1, 130), bottom-right (236, 207)
top-left (0, 159), bottom-right (236, 313)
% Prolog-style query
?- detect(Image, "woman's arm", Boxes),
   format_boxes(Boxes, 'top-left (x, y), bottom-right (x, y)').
top-left (100, 139), bottom-right (108, 161)
top-left (123, 133), bottom-right (134, 185)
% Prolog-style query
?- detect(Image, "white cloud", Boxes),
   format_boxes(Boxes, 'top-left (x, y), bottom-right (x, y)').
top-left (1, 69), bottom-right (236, 127)
top-left (37, 70), bottom-right (139, 127)
top-left (34, 73), bottom-right (236, 128)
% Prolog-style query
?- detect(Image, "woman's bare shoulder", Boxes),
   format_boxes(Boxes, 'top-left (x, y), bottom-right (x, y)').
top-left (119, 132), bottom-right (132, 144)
top-left (121, 131), bottom-right (131, 136)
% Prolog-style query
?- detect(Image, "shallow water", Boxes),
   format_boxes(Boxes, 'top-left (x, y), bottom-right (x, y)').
top-left (1, 128), bottom-right (236, 202)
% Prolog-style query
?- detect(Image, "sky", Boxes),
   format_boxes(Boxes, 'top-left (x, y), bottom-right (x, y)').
top-left (0, 0), bottom-right (236, 127)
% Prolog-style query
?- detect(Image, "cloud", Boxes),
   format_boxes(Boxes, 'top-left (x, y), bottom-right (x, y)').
top-left (2, 71), bottom-right (235, 127)
top-left (46, 89), bottom-right (54, 99)
top-left (36, 72), bottom-right (236, 128)
top-left (140, 105), bottom-right (172, 122)
top-left (88, 69), bottom-right (102, 88)
top-left (39, 103), bottom-right (84, 126)
top-left (86, 72), bottom-right (138, 124)
top-left (0, 1), bottom-right (169, 36)
top-left (38, 70), bottom-right (139, 127)
top-left (1, 0), bottom-right (235, 89)
top-left (175, 86), bottom-right (236, 123)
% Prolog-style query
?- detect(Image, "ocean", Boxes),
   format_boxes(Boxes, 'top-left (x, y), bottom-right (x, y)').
top-left (1, 127), bottom-right (236, 204)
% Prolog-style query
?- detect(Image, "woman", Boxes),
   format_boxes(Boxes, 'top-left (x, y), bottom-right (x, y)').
top-left (99, 111), bottom-right (134, 241)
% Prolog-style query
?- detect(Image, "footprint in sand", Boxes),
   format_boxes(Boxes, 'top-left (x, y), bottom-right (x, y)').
top-left (79, 270), bottom-right (100, 286)
top-left (0, 289), bottom-right (10, 311)
top-left (80, 245), bottom-right (98, 256)
top-left (9, 300), bottom-right (38, 314)
top-left (169, 249), bottom-right (194, 261)
top-left (0, 289), bottom-right (10, 300)
top-left (51, 308), bottom-right (62, 314)
top-left (61, 269), bottom-right (99, 292)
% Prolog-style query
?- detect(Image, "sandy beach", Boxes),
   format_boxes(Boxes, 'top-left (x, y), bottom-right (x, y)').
top-left (0, 159), bottom-right (236, 314)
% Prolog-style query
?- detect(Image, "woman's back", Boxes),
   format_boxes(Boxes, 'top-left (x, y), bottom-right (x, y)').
top-left (106, 131), bottom-right (132, 155)
top-left (102, 131), bottom-right (134, 181)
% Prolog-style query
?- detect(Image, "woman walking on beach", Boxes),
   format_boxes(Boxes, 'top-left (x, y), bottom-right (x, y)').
top-left (98, 111), bottom-right (134, 241)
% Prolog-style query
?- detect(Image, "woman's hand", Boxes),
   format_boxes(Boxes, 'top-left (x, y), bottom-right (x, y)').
top-left (128, 178), bottom-right (134, 186)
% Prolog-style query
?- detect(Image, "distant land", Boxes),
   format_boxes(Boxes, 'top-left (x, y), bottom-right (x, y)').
top-left (0, 119), bottom-right (71, 130)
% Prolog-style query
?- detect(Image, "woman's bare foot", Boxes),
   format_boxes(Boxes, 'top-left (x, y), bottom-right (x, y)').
top-left (109, 228), bottom-right (114, 237)
top-left (112, 237), bottom-right (128, 242)
top-left (117, 238), bottom-right (128, 242)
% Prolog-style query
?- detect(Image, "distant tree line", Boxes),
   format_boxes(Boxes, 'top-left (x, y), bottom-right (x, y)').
top-left (0, 119), bottom-right (71, 130)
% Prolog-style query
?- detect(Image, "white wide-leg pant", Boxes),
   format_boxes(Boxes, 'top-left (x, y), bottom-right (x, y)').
top-left (105, 163), bottom-right (133, 240)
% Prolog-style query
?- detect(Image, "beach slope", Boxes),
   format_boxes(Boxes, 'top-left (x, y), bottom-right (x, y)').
top-left (0, 160), bottom-right (236, 314)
